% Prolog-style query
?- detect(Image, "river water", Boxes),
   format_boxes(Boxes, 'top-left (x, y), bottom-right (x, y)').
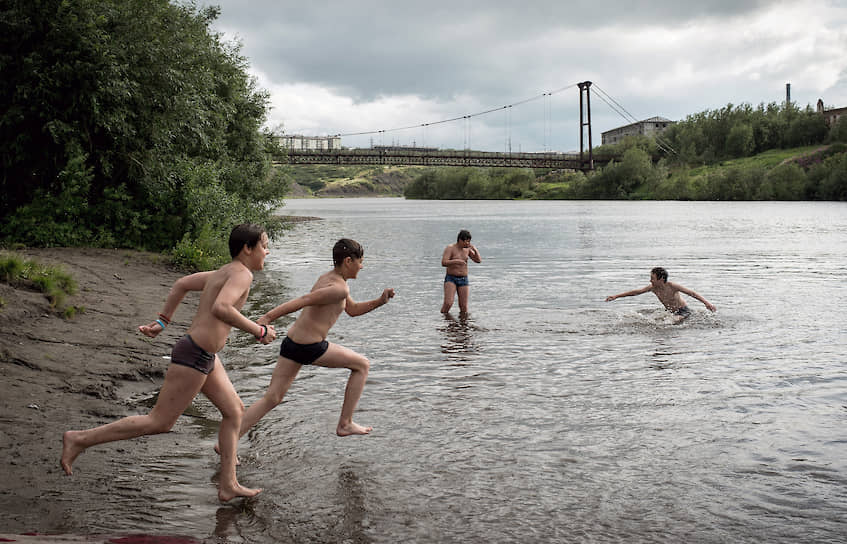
top-left (57, 199), bottom-right (847, 542)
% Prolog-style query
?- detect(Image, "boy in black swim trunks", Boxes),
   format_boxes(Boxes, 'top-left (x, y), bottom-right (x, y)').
top-left (238, 238), bottom-right (394, 438)
top-left (61, 224), bottom-right (277, 502)
top-left (605, 266), bottom-right (716, 321)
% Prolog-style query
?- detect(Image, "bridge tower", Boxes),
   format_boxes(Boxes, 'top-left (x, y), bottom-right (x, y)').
top-left (578, 81), bottom-right (594, 170)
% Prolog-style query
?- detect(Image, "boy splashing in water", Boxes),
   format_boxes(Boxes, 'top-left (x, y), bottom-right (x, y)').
top-left (606, 266), bottom-right (716, 322)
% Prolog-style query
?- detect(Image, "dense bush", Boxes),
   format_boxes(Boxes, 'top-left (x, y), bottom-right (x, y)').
top-left (404, 167), bottom-right (536, 199)
top-left (0, 0), bottom-right (289, 265)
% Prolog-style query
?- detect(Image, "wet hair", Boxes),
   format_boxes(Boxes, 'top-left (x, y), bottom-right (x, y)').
top-left (228, 223), bottom-right (266, 258)
top-left (457, 229), bottom-right (472, 242)
top-left (333, 238), bottom-right (364, 267)
top-left (651, 266), bottom-right (668, 282)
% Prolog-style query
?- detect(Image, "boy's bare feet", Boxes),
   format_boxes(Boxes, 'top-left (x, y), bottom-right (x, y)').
top-left (336, 421), bottom-right (372, 436)
top-left (218, 483), bottom-right (262, 502)
top-left (60, 431), bottom-right (85, 475)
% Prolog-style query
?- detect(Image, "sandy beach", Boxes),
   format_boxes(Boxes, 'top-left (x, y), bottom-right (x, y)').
top-left (0, 248), bottom-right (197, 536)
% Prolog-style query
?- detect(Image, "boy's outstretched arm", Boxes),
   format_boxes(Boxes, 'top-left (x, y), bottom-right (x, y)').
top-left (675, 284), bottom-right (717, 312)
top-left (139, 271), bottom-right (214, 337)
top-left (605, 285), bottom-right (651, 302)
top-left (211, 269), bottom-right (277, 344)
top-left (345, 288), bottom-right (395, 317)
top-left (260, 284), bottom-right (349, 324)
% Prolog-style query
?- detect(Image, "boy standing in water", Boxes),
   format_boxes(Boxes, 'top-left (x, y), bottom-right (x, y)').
top-left (238, 238), bottom-right (394, 439)
top-left (61, 224), bottom-right (277, 501)
top-left (441, 229), bottom-right (481, 314)
top-left (605, 266), bottom-right (716, 321)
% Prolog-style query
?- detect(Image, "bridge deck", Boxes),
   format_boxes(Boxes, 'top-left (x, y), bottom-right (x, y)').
top-left (281, 148), bottom-right (603, 170)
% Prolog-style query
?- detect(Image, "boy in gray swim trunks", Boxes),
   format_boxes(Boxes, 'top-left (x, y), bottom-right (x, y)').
top-left (441, 229), bottom-right (481, 314)
top-left (605, 266), bottom-right (716, 321)
top-left (239, 238), bottom-right (394, 438)
top-left (61, 224), bottom-right (277, 501)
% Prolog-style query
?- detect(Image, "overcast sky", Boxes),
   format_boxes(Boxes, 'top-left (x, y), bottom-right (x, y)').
top-left (202, 0), bottom-right (847, 152)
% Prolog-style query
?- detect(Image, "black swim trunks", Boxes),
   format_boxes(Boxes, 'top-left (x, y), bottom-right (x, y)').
top-left (280, 336), bottom-right (329, 365)
top-left (673, 306), bottom-right (692, 317)
top-left (170, 334), bottom-right (215, 374)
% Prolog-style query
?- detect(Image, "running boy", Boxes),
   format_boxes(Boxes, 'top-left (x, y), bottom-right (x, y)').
top-left (61, 224), bottom-right (277, 502)
top-left (605, 266), bottom-right (716, 320)
top-left (238, 238), bottom-right (394, 438)
top-left (441, 229), bottom-right (481, 314)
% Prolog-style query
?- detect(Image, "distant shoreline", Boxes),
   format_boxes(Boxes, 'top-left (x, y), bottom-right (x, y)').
top-left (276, 214), bottom-right (322, 222)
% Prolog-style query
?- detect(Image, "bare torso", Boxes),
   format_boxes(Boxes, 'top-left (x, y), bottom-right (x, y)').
top-left (187, 262), bottom-right (251, 353)
top-left (442, 243), bottom-right (471, 277)
top-left (651, 282), bottom-right (686, 311)
top-left (286, 270), bottom-right (348, 343)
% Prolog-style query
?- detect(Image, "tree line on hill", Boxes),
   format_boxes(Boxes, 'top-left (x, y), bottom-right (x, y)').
top-left (405, 103), bottom-right (847, 201)
top-left (1, 0), bottom-right (288, 267)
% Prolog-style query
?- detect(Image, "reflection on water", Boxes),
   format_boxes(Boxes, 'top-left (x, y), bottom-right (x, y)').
top-left (213, 502), bottom-right (253, 541)
top-left (439, 313), bottom-right (479, 361)
top-left (19, 200), bottom-right (846, 543)
top-left (336, 466), bottom-right (370, 544)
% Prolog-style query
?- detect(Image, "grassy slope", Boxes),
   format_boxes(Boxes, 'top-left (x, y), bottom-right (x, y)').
top-left (285, 165), bottom-right (421, 196)
top-left (685, 145), bottom-right (825, 178)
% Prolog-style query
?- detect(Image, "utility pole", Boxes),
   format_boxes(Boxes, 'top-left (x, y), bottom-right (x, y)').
top-left (578, 81), bottom-right (594, 170)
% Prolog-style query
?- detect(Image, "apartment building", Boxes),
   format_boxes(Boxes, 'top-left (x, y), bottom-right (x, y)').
top-left (601, 116), bottom-right (675, 146)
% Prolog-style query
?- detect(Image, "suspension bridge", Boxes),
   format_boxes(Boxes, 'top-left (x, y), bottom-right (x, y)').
top-left (280, 82), bottom-right (646, 171)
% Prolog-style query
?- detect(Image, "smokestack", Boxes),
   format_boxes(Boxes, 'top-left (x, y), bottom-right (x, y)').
top-left (786, 83), bottom-right (791, 106)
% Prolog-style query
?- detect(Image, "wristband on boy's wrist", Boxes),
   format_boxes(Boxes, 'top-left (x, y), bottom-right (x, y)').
top-left (155, 318), bottom-right (167, 330)
top-left (158, 313), bottom-right (171, 325)
top-left (256, 324), bottom-right (267, 340)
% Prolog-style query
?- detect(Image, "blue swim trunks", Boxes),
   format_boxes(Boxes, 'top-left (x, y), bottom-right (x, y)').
top-left (673, 306), bottom-right (691, 317)
top-left (444, 274), bottom-right (469, 287)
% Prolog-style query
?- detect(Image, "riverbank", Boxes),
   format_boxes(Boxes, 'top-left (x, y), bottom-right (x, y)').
top-left (0, 248), bottom-right (194, 534)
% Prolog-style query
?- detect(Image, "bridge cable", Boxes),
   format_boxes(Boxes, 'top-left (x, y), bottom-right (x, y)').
top-left (592, 84), bottom-right (679, 156)
top-left (326, 83), bottom-right (581, 143)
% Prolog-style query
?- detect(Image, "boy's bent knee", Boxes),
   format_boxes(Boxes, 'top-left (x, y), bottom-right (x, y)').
top-left (220, 401), bottom-right (245, 420)
top-left (351, 355), bottom-right (370, 373)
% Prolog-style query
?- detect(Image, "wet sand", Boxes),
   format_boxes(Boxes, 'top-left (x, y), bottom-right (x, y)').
top-left (0, 248), bottom-right (197, 536)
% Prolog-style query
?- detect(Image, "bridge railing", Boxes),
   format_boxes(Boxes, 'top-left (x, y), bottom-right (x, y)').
top-left (277, 148), bottom-right (609, 170)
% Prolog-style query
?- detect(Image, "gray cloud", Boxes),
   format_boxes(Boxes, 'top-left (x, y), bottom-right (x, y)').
top-left (203, 0), bottom-right (847, 151)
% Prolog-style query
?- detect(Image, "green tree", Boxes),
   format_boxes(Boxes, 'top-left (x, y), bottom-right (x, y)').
top-left (829, 117), bottom-right (847, 143)
top-left (756, 163), bottom-right (807, 200)
top-left (464, 169), bottom-right (490, 199)
top-left (1, 0), bottom-right (288, 257)
top-left (726, 122), bottom-right (755, 158)
top-left (814, 153), bottom-right (847, 200)
top-left (786, 109), bottom-right (829, 147)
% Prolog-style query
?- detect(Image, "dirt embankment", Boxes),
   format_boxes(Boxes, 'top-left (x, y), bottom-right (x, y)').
top-left (0, 248), bottom-right (193, 527)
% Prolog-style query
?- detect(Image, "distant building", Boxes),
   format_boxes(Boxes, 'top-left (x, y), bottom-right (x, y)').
top-left (275, 134), bottom-right (341, 150)
top-left (816, 99), bottom-right (847, 127)
top-left (601, 116), bottom-right (675, 146)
